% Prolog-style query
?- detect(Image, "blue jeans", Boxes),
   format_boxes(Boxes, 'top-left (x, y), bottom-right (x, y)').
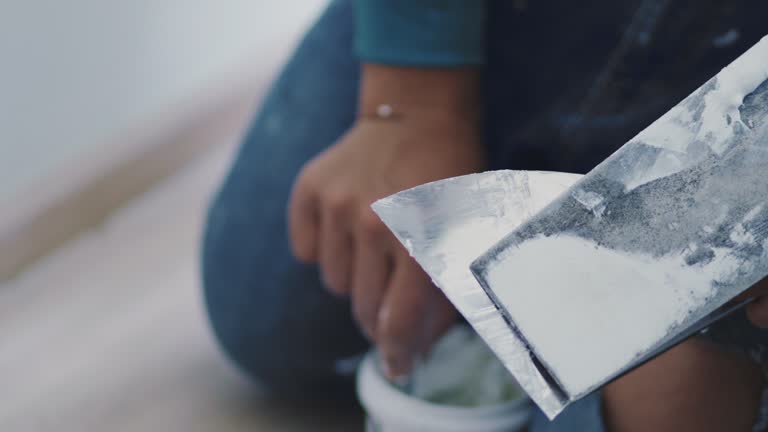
top-left (202, 1), bottom-right (765, 429)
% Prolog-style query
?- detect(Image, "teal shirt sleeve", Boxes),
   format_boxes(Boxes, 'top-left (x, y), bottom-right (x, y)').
top-left (354, 0), bottom-right (486, 67)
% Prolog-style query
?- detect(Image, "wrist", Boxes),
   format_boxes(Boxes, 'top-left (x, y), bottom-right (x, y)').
top-left (358, 64), bottom-right (481, 123)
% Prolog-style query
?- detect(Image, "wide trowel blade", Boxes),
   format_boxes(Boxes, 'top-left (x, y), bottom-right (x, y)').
top-left (372, 171), bottom-right (581, 418)
top-left (472, 35), bottom-right (768, 412)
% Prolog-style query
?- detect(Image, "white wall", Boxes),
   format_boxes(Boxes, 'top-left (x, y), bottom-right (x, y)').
top-left (0, 0), bottom-right (325, 204)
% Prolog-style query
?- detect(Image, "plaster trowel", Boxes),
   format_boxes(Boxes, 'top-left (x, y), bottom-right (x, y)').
top-left (372, 35), bottom-right (768, 418)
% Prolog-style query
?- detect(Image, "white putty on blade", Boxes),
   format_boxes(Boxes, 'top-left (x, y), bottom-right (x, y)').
top-left (483, 235), bottom-right (741, 397)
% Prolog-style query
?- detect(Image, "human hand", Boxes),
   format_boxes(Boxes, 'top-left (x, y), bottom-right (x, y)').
top-left (288, 71), bottom-right (484, 376)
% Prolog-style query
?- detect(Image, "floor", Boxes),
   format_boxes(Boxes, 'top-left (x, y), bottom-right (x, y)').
top-left (0, 144), bottom-right (362, 431)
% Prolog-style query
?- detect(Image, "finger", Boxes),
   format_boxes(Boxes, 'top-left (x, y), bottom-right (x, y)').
top-left (287, 175), bottom-right (319, 262)
top-left (319, 201), bottom-right (353, 295)
top-left (351, 212), bottom-right (393, 340)
top-left (747, 296), bottom-right (768, 328)
top-left (376, 253), bottom-right (434, 378)
top-left (420, 290), bottom-right (458, 357)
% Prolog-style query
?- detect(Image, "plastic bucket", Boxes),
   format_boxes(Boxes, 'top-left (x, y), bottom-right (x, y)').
top-left (357, 352), bottom-right (531, 432)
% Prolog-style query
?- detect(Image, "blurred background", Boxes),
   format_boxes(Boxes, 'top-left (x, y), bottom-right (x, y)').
top-left (0, 0), bottom-right (360, 430)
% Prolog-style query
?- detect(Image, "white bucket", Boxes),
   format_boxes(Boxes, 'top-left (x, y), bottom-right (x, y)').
top-left (356, 335), bottom-right (532, 432)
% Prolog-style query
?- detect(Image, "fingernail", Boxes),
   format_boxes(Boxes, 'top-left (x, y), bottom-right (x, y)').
top-left (382, 356), bottom-right (402, 380)
top-left (382, 359), bottom-right (396, 379)
top-left (387, 352), bottom-right (415, 379)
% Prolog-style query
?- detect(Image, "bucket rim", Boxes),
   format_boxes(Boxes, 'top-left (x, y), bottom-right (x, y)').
top-left (356, 352), bottom-right (532, 428)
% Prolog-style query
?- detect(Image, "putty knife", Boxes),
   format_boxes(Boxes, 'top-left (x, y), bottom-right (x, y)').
top-left (471, 35), bottom-right (768, 415)
top-left (374, 35), bottom-right (768, 418)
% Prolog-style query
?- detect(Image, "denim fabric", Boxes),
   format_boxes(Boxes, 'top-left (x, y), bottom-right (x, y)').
top-left (202, 0), bottom-right (768, 428)
top-left (202, 0), bottom-right (366, 400)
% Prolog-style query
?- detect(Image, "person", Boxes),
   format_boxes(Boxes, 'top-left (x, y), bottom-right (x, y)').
top-left (202, 1), bottom-right (768, 430)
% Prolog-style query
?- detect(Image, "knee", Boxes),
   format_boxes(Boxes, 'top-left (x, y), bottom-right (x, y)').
top-left (204, 303), bottom-right (320, 399)
top-left (201, 197), bottom-right (363, 399)
top-left (202, 249), bottom-right (321, 397)
top-left (201, 198), bottom-right (292, 394)
top-left (202, 273), bottom-right (358, 399)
